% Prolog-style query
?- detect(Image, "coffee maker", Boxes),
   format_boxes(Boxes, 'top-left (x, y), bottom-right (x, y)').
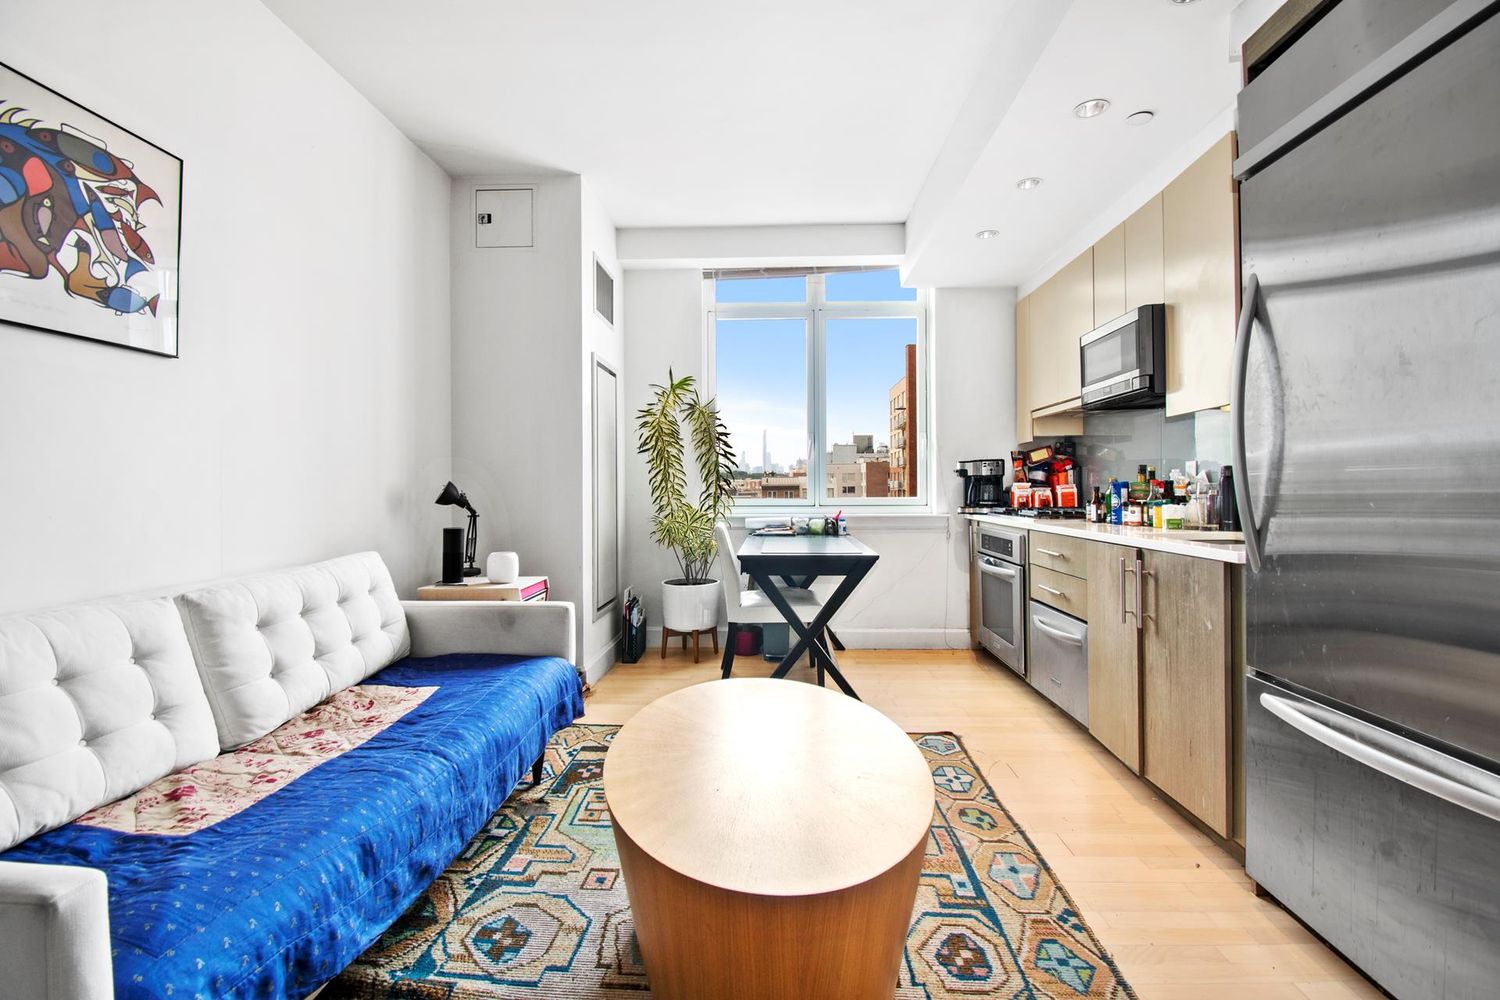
top-left (955, 459), bottom-right (1008, 512)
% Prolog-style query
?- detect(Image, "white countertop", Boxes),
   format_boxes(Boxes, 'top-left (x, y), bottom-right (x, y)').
top-left (965, 513), bottom-right (1247, 564)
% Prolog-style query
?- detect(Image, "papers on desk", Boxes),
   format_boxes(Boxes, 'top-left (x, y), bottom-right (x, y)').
top-left (750, 524), bottom-right (796, 536)
top-left (760, 537), bottom-right (862, 554)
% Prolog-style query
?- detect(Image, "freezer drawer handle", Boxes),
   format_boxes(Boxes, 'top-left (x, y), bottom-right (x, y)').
top-left (1232, 272), bottom-right (1265, 573)
top-left (1260, 692), bottom-right (1500, 823)
top-left (1033, 619), bottom-right (1084, 646)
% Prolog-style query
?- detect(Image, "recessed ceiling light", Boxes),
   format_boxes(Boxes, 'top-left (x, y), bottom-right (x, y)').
top-left (975, 229), bottom-right (1001, 240)
top-left (1016, 176), bottom-right (1044, 191)
top-left (1074, 98), bottom-right (1111, 119)
top-left (1126, 110), bottom-right (1156, 126)
top-left (1169, 0), bottom-right (1202, 5)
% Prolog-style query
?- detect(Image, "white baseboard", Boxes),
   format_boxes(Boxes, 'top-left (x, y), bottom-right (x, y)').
top-left (584, 644), bottom-right (617, 685)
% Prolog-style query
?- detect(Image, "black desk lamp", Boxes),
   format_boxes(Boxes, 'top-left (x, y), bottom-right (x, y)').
top-left (435, 481), bottom-right (480, 576)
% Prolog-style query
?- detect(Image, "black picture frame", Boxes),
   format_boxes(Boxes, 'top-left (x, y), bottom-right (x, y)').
top-left (0, 60), bottom-right (183, 358)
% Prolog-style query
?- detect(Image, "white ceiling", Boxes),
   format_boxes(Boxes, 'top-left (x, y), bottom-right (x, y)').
top-left (263, 0), bottom-right (1013, 229)
top-left (263, 0), bottom-right (1242, 287)
top-left (904, 0), bottom-right (1242, 288)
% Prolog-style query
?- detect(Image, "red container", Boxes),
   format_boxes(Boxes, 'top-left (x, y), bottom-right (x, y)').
top-left (735, 625), bottom-right (761, 656)
top-left (1056, 484), bottom-right (1079, 508)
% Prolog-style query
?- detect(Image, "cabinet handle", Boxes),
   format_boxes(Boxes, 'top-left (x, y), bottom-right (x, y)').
top-left (1135, 558), bottom-right (1146, 631)
top-left (1037, 584), bottom-right (1065, 596)
top-left (1119, 557), bottom-right (1137, 624)
top-left (1036, 547), bottom-right (1065, 558)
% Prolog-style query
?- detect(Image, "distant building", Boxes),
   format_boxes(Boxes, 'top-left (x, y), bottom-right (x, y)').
top-left (732, 477), bottom-right (764, 498)
top-left (762, 474), bottom-right (807, 499)
top-left (826, 437), bottom-right (892, 498)
top-left (888, 343), bottom-right (917, 497)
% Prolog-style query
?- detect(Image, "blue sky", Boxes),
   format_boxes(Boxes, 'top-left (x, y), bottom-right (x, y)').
top-left (713, 271), bottom-right (916, 472)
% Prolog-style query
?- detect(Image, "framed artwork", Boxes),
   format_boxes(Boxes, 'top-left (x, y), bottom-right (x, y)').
top-left (0, 62), bottom-right (182, 357)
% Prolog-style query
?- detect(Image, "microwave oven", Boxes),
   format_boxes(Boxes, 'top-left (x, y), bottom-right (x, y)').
top-left (1079, 304), bottom-right (1166, 410)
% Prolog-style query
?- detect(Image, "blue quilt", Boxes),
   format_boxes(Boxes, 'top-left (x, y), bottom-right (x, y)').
top-left (2, 654), bottom-right (584, 1000)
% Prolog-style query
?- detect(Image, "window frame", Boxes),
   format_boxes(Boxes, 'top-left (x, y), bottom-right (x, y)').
top-left (705, 272), bottom-right (929, 511)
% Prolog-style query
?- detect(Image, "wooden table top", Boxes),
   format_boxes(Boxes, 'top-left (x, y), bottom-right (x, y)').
top-left (603, 678), bottom-right (933, 897)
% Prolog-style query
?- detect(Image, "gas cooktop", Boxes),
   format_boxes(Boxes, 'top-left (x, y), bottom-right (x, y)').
top-left (960, 506), bottom-right (1086, 520)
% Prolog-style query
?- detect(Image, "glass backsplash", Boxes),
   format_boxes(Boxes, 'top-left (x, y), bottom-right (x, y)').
top-left (1065, 407), bottom-right (1232, 491)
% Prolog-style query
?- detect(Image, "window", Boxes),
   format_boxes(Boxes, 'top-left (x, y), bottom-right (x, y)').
top-left (709, 268), bottom-right (925, 507)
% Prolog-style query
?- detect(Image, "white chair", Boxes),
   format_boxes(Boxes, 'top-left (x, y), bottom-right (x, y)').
top-left (715, 522), bottom-right (834, 683)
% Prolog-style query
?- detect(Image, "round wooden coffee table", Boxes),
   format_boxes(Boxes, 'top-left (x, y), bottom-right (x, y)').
top-left (603, 678), bottom-right (934, 1000)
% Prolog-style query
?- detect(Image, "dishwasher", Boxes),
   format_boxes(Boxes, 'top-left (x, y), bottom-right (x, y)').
top-left (1028, 601), bottom-right (1088, 726)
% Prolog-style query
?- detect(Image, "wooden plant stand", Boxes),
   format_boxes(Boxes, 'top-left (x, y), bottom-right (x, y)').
top-left (660, 626), bottom-right (717, 663)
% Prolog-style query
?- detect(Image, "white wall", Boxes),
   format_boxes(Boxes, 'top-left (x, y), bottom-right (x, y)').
top-left (450, 174), bottom-right (622, 681)
top-left (579, 180), bottom-right (624, 681)
top-left (619, 274), bottom-right (1014, 651)
top-left (0, 0), bottom-right (451, 610)
top-left (620, 269), bottom-right (706, 629)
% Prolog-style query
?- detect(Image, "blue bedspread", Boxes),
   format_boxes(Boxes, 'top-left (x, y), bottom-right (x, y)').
top-left (2, 653), bottom-right (584, 1000)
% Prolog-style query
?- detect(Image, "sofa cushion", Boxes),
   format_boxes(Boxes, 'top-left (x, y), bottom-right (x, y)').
top-left (0, 598), bottom-right (219, 851)
top-left (176, 551), bottom-right (410, 749)
top-left (1, 653), bottom-right (585, 1000)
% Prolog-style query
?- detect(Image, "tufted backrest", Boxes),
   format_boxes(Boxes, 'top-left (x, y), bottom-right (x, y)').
top-left (0, 597), bottom-right (220, 851)
top-left (175, 552), bottom-right (410, 750)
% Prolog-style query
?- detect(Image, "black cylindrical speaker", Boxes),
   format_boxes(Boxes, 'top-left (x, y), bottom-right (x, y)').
top-left (441, 527), bottom-right (464, 584)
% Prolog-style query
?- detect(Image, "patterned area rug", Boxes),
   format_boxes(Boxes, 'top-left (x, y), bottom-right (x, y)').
top-left (325, 725), bottom-right (1135, 999)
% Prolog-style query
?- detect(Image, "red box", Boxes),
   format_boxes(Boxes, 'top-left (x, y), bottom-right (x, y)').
top-left (1055, 484), bottom-right (1079, 508)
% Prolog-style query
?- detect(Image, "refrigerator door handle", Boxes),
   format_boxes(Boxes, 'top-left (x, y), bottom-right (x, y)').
top-left (1232, 272), bottom-right (1264, 572)
top-left (1259, 692), bottom-right (1500, 823)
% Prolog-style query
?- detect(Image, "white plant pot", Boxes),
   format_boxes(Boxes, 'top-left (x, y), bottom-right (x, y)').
top-left (661, 579), bottom-right (720, 632)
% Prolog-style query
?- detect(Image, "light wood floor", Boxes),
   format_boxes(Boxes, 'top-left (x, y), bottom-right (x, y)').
top-left (582, 647), bottom-right (1385, 1000)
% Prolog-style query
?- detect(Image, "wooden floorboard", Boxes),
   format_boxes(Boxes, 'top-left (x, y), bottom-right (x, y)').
top-left (582, 647), bottom-right (1386, 1000)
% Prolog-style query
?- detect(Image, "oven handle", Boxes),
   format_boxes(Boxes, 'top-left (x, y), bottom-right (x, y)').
top-left (977, 559), bottom-right (1018, 581)
top-left (1260, 692), bottom-right (1500, 823)
top-left (1032, 618), bottom-right (1084, 646)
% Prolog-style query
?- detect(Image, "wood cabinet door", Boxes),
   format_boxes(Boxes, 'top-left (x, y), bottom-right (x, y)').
top-left (1086, 544), bottom-right (1141, 772)
top-left (1015, 295), bottom-right (1032, 441)
top-left (1094, 223), bottom-right (1126, 327)
top-left (1140, 549), bottom-right (1232, 835)
top-left (1052, 248), bottom-right (1094, 405)
top-left (1163, 133), bottom-right (1239, 416)
top-left (1124, 193), bottom-right (1165, 311)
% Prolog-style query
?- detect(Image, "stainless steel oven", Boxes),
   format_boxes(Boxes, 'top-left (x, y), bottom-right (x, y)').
top-left (1080, 303), bottom-right (1165, 409)
top-left (972, 523), bottom-right (1026, 676)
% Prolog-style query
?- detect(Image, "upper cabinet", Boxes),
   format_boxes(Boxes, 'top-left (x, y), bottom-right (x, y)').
top-left (1124, 193), bottom-right (1165, 312)
top-left (1029, 248), bottom-right (1093, 411)
top-left (1163, 134), bottom-right (1239, 416)
top-left (1012, 134), bottom-right (1238, 436)
top-left (1015, 295), bottom-right (1032, 439)
top-left (1093, 223), bottom-right (1126, 327)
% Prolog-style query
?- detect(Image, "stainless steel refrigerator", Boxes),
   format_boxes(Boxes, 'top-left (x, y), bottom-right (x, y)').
top-left (1234, 1), bottom-right (1500, 997)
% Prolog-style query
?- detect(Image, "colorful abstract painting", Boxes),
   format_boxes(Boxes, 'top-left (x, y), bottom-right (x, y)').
top-left (0, 62), bottom-right (181, 356)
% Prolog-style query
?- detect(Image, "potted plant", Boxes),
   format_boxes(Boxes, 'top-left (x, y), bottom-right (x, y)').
top-left (636, 370), bottom-right (738, 633)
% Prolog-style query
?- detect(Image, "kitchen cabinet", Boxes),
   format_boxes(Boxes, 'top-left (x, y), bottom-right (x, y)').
top-left (1082, 541), bottom-right (1232, 834)
top-left (1015, 295), bottom-right (1032, 441)
top-left (1028, 249), bottom-right (1093, 410)
top-left (1086, 544), bottom-right (1141, 773)
top-left (1141, 548), bottom-right (1232, 836)
top-left (1123, 193), bottom-right (1165, 312)
top-left (1093, 223), bottom-right (1126, 326)
top-left (1163, 134), bottom-right (1239, 416)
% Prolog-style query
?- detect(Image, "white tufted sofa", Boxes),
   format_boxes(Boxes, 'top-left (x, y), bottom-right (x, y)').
top-left (0, 551), bottom-right (576, 1000)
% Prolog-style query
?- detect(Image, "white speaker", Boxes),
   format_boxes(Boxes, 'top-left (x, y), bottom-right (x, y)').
top-left (486, 551), bottom-right (520, 584)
